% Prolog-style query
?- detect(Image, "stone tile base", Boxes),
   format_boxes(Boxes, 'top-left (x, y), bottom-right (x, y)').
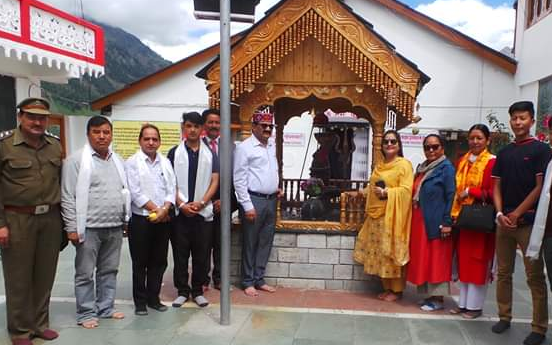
top-left (231, 229), bottom-right (379, 291)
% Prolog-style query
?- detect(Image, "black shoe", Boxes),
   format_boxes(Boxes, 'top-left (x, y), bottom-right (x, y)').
top-left (135, 306), bottom-right (148, 316)
top-left (148, 303), bottom-right (168, 312)
top-left (491, 320), bottom-right (511, 334)
top-left (523, 332), bottom-right (546, 345)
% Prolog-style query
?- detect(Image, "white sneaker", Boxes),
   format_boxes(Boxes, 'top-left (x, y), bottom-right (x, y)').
top-left (172, 295), bottom-right (188, 308)
top-left (194, 295), bottom-right (209, 308)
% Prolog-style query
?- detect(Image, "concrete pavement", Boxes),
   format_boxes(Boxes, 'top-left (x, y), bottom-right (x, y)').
top-left (0, 242), bottom-right (550, 345)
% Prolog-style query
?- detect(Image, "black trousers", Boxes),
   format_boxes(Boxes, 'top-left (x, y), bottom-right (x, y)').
top-left (171, 214), bottom-right (213, 298)
top-left (128, 215), bottom-right (170, 308)
top-left (206, 214), bottom-right (221, 285)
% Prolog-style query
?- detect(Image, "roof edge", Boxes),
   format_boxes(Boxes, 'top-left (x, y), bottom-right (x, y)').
top-left (91, 36), bottom-right (241, 110)
top-left (370, 0), bottom-right (517, 73)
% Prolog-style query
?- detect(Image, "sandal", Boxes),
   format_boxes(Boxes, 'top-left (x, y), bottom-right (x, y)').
top-left (382, 292), bottom-right (402, 302)
top-left (462, 310), bottom-right (482, 319)
top-left (420, 301), bottom-right (443, 312)
top-left (377, 291), bottom-right (390, 300)
top-left (416, 297), bottom-right (431, 306)
top-left (449, 306), bottom-right (467, 315)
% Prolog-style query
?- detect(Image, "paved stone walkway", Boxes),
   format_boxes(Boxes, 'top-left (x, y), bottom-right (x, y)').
top-left (0, 242), bottom-right (550, 345)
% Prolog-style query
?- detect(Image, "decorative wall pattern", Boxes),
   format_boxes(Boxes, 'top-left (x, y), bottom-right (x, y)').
top-left (0, 0), bottom-right (104, 77)
top-left (30, 6), bottom-right (95, 59)
top-left (0, 0), bottom-right (21, 36)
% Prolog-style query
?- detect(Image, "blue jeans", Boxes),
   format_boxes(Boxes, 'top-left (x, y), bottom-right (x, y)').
top-left (74, 227), bottom-right (123, 323)
top-left (240, 195), bottom-right (277, 288)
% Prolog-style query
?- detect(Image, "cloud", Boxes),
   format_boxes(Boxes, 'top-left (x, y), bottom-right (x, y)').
top-left (42, 0), bottom-right (280, 62)
top-left (415, 0), bottom-right (515, 50)
top-left (42, 0), bottom-right (514, 62)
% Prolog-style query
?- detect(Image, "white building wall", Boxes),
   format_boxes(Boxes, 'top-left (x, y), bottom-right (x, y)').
top-left (64, 115), bottom-right (89, 155)
top-left (347, 0), bottom-right (516, 133)
top-left (15, 77), bottom-right (41, 104)
top-left (514, 0), bottom-right (552, 88)
top-left (110, 60), bottom-right (209, 123)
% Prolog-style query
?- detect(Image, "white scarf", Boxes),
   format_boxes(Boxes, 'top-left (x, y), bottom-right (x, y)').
top-left (75, 144), bottom-right (130, 243)
top-left (528, 159), bottom-right (552, 260)
top-left (133, 150), bottom-right (175, 215)
top-left (174, 140), bottom-right (214, 221)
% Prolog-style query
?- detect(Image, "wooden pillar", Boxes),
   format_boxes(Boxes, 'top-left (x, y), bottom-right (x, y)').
top-left (239, 106), bottom-right (253, 140)
top-left (371, 119), bottom-right (385, 170)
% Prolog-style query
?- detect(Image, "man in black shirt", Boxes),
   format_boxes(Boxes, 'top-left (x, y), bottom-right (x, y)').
top-left (168, 112), bottom-right (219, 308)
top-left (492, 101), bottom-right (550, 345)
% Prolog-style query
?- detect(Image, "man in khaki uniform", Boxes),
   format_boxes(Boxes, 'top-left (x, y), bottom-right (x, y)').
top-left (0, 98), bottom-right (62, 345)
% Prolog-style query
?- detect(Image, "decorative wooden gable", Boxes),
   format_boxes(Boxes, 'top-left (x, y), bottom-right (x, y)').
top-left (200, 0), bottom-right (429, 121)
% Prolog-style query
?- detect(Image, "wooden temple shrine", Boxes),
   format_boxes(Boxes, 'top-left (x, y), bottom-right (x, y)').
top-left (197, 0), bottom-right (430, 233)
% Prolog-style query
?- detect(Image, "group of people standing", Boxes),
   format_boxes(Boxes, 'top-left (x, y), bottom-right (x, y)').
top-left (0, 99), bottom-right (280, 345)
top-left (354, 100), bottom-right (552, 345)
top-left (2, 97), bottom-right (552, 345)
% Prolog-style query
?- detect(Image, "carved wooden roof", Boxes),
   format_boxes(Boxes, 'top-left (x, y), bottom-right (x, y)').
top-left (197, 0), bottom-right (430, 120)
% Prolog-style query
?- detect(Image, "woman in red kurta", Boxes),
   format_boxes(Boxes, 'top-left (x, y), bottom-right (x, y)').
top-left (450, 124), bottom-right (496, 319)
top-left (407, 134), bottom-right (456, 312)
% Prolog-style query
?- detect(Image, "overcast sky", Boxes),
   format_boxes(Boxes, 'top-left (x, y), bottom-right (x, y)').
top-left (44, 0), bottom-right (515, 63)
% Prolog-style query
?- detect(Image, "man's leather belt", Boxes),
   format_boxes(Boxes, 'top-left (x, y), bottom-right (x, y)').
top-left (248, 190), bottom-right (278, 199)
top-left (4, 204), bottom-right (57, 215)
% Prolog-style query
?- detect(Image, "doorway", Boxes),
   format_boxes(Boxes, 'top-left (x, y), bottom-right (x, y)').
top-left (0, 75), bottom-right (16, 132)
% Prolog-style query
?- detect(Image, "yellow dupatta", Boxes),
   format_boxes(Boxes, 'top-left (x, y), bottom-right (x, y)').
top-left (451, 149), bottom-right (493, 217)
top-left (366, 157), bottom-right (413, 266)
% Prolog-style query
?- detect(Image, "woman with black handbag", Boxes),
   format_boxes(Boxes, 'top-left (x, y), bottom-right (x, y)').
top-left (450, 124), bottom-right (496, 319)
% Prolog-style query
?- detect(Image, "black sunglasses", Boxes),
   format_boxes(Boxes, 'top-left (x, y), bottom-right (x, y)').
top-left (383, 139), bottom-right (398, 145)
top-left (254, 122), bottom-right (275, 130)
top-left (423, 144), bottom-right (441, 152)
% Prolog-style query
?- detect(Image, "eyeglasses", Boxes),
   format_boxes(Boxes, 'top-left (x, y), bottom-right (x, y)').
top-left (423, 144), bottom-right (441, 152)
top-left (255, 123), bottom-right (275, 130)
top-left (383, 139), bottom-right (398, 145)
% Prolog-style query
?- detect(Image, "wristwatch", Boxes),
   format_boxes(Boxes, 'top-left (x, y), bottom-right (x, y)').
top-left (495, 211), bottom-right (504, 223)
top-left (200, 200), bottom-right (206, 208)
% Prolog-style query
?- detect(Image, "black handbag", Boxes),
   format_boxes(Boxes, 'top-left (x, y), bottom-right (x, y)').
top-left (455, 191), bottom-right (496, 233)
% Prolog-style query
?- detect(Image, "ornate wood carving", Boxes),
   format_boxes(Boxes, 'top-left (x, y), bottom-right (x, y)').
top-left (238, 83), bottom-right (386, 124)
top-left (205, 0), bottom-right (423, 119)
top-left (275, 192), bottom-right (366, 232)
top-left (371, 119), bottom-right (386, 168)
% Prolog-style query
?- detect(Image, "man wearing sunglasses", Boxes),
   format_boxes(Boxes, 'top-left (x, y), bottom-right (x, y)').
top-left (234, 108), bottom-right (280, 297)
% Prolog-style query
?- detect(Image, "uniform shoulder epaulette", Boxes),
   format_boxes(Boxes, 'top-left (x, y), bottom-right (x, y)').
top-left (45, 130), bottom-right (60, 140)
top-left (0, 130), bottom-right (14, 141)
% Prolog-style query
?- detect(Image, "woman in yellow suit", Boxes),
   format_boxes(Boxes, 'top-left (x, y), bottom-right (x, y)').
top-left (353, 130), bottom-right (414, 301)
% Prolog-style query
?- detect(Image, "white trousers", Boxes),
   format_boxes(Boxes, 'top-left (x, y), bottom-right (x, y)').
top-left (457, 281), bottom-right (488, 310)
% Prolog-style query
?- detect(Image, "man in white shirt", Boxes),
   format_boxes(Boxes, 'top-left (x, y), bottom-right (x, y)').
top-left (61, 116), bottom-right (130, 328)
top-left (125, 124), bottom-right (175, 316)
top-left (233, 109), bottom-right (280, 297)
